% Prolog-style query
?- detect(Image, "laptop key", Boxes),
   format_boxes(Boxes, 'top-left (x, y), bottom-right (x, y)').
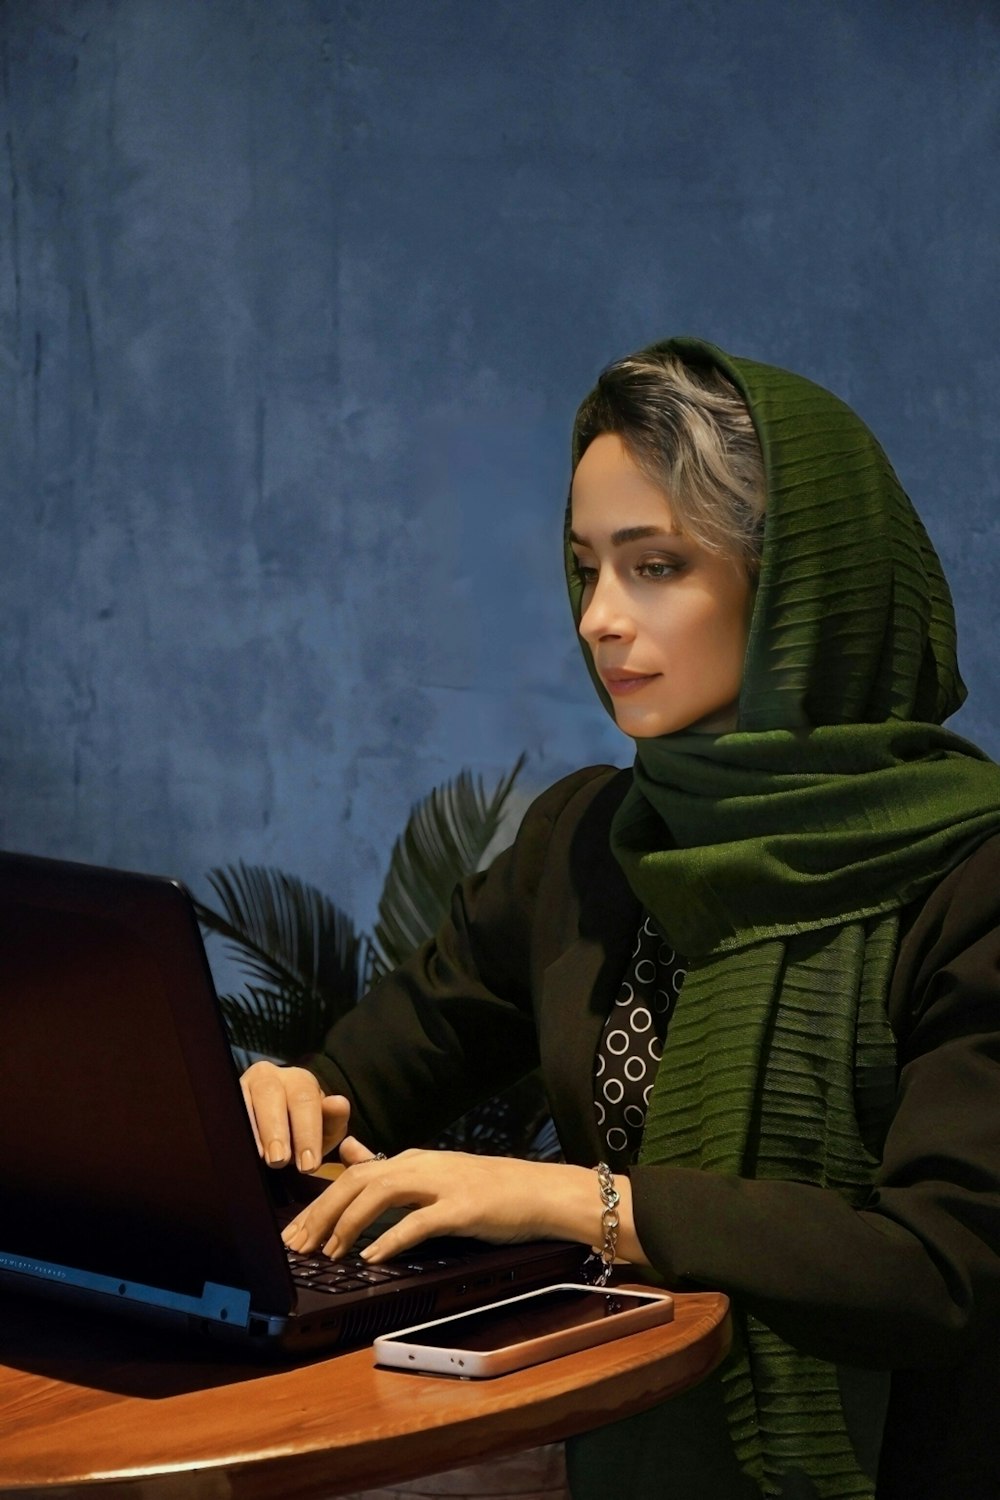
top-left (289, 1240), bottom-right (463, 1295)
top-left (401, 1258), bottom-right (460, 1273)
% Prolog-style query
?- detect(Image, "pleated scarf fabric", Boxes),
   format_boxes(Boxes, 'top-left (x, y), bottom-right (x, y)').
top-left (564, 338), bottom-right (1000, 1498)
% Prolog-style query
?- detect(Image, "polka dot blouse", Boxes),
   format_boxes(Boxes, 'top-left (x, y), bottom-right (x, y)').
top-left (593, 914), bottom-right (687, 1167)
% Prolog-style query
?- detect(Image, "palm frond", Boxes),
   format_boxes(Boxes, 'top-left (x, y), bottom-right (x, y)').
top-left (217, 983), bottom-right (355, 1065)
top-left (367, 754), bottom-right (526, 983)
top-left (217, 990), bottom-right (290, 1061)
top-left (195, 863), bottom-right (363, 1061)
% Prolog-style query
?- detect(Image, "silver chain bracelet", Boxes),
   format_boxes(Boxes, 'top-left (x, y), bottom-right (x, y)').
top-left (588, 1161), bottom-right (620, 1287)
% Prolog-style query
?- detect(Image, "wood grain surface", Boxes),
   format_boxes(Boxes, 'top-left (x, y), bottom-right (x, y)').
top-left (0, 1289), bottom-right (730, 1499)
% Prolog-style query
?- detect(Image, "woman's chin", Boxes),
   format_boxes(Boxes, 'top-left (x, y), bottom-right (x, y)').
top-left (613, 705), bottom-right (676, 739)
top-left (614, 703), bottom-right (741, 739)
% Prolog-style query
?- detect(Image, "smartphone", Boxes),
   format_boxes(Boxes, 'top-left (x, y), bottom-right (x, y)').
top-left (372, 1282), bottom-right (674, 1378)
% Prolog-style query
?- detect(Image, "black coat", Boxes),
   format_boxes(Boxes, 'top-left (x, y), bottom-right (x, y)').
top-left (305, 766), bottom-right (1000, 1497)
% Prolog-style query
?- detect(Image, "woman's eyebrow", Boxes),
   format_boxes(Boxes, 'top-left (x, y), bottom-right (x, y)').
top-left (569, 524), bottom-right (680, 548)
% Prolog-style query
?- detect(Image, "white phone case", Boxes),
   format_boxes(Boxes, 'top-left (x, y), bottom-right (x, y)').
top-left (372, 1282), bottom-right (674, 1378)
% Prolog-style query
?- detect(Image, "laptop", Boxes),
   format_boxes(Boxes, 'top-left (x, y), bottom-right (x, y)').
top-left (0, 848), bottom-right (586, 1356)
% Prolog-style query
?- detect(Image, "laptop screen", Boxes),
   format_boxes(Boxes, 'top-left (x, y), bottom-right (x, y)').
top-left (0, 853), bottom-right (293, 1311)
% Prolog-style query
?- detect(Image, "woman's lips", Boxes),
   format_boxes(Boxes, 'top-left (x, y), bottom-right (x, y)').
top-left (601, 671), bottom-right (660, 697)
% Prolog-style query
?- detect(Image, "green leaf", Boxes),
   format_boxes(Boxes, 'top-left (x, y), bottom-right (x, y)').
top-left (195, 864), bottom-right (363, 1062)
top-left (217, 990), bottom-right (287, 1061)
top-left (195, 758), bottom-right (550, 1162)
top-left (368, 754), bottom-right (526, 983)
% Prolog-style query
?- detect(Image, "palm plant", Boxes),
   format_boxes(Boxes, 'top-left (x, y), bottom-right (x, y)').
top-left (196, 755), bottom-right (553, 1158)
top-left (194, 867), bottom-right (365, 1063)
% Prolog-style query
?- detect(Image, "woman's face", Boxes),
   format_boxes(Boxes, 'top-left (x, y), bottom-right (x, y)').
top-left (570, 433), bottom-right (754, 738)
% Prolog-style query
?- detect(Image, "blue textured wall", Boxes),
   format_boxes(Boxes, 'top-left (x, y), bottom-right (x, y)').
top-left (2, 0), bottom-right (999, 936)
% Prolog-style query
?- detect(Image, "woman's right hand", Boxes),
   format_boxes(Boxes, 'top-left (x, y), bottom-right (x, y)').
top-left (240, 1061), bottom-right (351, 1174)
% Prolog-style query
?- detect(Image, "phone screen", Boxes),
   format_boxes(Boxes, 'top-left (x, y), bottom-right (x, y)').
top-left (391, 1288), bottom-right (652, 1352)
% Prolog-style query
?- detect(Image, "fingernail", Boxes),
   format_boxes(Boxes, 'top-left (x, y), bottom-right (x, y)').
top-left (267, 1141), bottom-right (287, 1166)
top-left (322, 1236), bottom-right (340, 1258)
top-left (299, 1149), bottom-right (316, 1172)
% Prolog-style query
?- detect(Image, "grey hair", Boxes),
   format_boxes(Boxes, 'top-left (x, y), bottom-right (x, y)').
top-left (573, 350), bottom-right (766, 575)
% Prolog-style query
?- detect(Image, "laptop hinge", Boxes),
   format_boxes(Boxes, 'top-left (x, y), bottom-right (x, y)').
top-left (0, 1250), bottom-right (252, 1328)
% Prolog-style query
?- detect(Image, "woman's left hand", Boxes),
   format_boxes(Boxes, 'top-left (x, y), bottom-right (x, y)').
top-left (281, 1137), bottom-right (632, 1264)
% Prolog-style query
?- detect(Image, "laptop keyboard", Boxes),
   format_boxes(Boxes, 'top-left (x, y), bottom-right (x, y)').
top-left (286, 1246), bottom-right (467, 1295)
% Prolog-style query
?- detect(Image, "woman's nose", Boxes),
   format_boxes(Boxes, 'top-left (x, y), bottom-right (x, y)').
top-left (578, 575), bottom-right (635, 645)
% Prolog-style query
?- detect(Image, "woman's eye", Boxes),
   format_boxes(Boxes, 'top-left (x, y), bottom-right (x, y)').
top-left (574, 562), bottom-right (598, 586)
top-left (637, 559), bottom-right (677, 580)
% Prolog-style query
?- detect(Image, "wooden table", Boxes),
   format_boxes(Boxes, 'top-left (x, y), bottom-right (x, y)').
top-left (0, 1288), bottom-right (730, 1499)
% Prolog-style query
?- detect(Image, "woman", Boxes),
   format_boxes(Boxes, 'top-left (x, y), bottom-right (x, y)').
top-left (242, 337), bottom-right (1000, 1498)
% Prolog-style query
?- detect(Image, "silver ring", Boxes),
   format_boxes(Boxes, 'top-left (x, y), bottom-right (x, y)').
top-left (372, 1151), bottom-right (387, 1161)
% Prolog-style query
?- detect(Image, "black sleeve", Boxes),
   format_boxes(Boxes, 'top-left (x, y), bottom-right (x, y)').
top-left (628, 833), bottom-right (1000, 1371)
top-left (300, 766), bottom-right (616, 1154)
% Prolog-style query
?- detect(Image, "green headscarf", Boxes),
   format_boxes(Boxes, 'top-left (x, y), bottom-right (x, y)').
top-left (565, 338), bottom-right (1000, 1498)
